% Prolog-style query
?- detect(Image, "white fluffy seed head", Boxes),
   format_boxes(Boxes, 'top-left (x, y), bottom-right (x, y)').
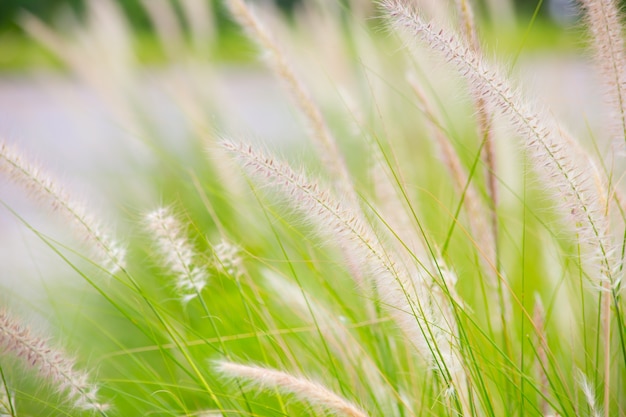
top-left (213, 239), bottom-right (243, 278)
top-left (577, 369), bottom-right (603, 417)
top-left (224, 0), bottom-right (357, 205)
top-left (145, 207), bottom-right (209, 301)
top-left (222, 140), bottom-right (467, 402)
top-left (0, 141), bottom-right (126, 274)
top-left (222, 139), bottom-right (462, 376)
top-left (215, 360), bottom-right (370, 417)
top-left (580, 0), bottom-right (626, 148)
top-left (0, 310), bottom-right (108, 412)
top-left (384, 0), bottom-right (618, 289)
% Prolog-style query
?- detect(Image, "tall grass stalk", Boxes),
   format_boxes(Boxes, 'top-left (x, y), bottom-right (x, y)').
top-left (224, 0), bottom-right (356, 205)
top-left (580, 0), bottom-right (626, 149)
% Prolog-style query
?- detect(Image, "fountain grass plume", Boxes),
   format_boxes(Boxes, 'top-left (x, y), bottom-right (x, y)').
top-left (580, 0), bottom-right (626, 148)
top-left (383, 0), bottom-right (618, 290)
top-left (145, 206), bottom-right (210, 302)
top-left (212, 239), bottom-right (243, 278)
top-left (0, 141), bottom-right (125, 274)
top-left (577, 369), bottom-right (603, 417)
top-left (224, 0), bottom-right (357, 206)
top-left (0, 310), bottom-right (108, 413)
top-left (220, 139), bottom-right (425, 342)
top-left (221, 138), bottom-right (469, 408)
top-left (215, 360), bottom-right (371, 417)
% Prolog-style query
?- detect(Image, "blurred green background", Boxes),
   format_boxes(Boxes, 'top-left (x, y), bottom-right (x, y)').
top-left (0, 0), bottom-right (301, 31)
top-left (0, 0), bottom-right (592, 32)
top-left (0, 0), bottom-right (597, 71)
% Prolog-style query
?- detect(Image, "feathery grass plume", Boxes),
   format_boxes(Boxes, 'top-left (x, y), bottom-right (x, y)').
top-left (416, 258), bottom-right (471, 415)
top-left (20, 0), bottom-right (134, 91)
top-left (145, 207), bottom-right (209, 302)
top-left (215, 360), bottom-right (371, 417)
top-left (383, 0), bottom-right (618, 290)
top-left (225, 0), bottom-right (370, 293)
top-left (212, 239), bottom-right (243, 278)
top-left (577, 369), bottom-right (603, 417)
top-left (222, 139), bottom-right (469, 409)
top-left (224, 0), bottom-right (357, 206)
top-left (0, 141), bottom-right (125, 274)
top-left (0, 310), bottom-right (108, 412)
top-left (367, 154), bottom-right (460, 354)
top-left (221, 139), bottom-right (428, 351)
top-left (580, 0), bottom-right (626, 147)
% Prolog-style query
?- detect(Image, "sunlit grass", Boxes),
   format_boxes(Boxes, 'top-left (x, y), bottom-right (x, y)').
top-left (0, 0), bottom-right (624, 416)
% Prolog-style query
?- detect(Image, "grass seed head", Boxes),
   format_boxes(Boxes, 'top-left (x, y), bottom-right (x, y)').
top-left (145, 207), bottom-right (210, 301)
top-left (0, 310), bottom-right (108, 412)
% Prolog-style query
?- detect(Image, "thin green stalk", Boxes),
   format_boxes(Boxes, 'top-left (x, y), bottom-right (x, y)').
top-left (250, 182), bottom-right (347, 410)
top-left (0, 202), bottom-right (224, 410)
top-left (0, 366), bottom-right (15, 417)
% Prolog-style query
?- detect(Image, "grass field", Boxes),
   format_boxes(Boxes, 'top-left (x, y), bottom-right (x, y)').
top-left (0, 0), bottom-right (625, 416)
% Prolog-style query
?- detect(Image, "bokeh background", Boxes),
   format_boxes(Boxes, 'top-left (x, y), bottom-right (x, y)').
top-left (0, 0), bottom-right (605, 299)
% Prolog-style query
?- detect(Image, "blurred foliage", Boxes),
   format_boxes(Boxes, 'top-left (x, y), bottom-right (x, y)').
top-left (0, 0), bottom-right (81, 30)
top-left (0, 0), bottom-right (577, 32)
top-left (5, 0), bottom-right (621, 34)
top-left (0, 0), bottom-right (598, 71)
top-left (0, 0), bottom-right (300, 32)
top-left (0, 16), bottom-right (584, 72)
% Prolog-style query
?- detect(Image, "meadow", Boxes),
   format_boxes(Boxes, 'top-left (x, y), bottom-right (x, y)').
top-left (0, 0), bottom-right (625, 416)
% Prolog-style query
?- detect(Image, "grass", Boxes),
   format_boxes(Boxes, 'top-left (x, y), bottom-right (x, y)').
top-left (0, 0), bottom-right (625, 416)
top-left (0, 16), bottom-right (583, 73)
top-left (0, 28), bottom-right (254, 72)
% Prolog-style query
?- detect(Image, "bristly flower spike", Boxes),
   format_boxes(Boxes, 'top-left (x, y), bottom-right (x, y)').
top-left (0, 141), bottom-right (125, 274)
top-left (222, 139), bottom-right (470, 409)
top-left (383, 0), bottom-right (618, 290)
top-left (145, 207), bottom-right (210, 302)
top-left (215, 360), bottom-right (371, 417)
top-left (0, 310), bottom-right (108, 412)
top-left (580, 0), bottom-right (626, 148)
top-left (224, 0), bottom-right (358, 207)
top-left (212, 239), bottom-right (243, 278)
